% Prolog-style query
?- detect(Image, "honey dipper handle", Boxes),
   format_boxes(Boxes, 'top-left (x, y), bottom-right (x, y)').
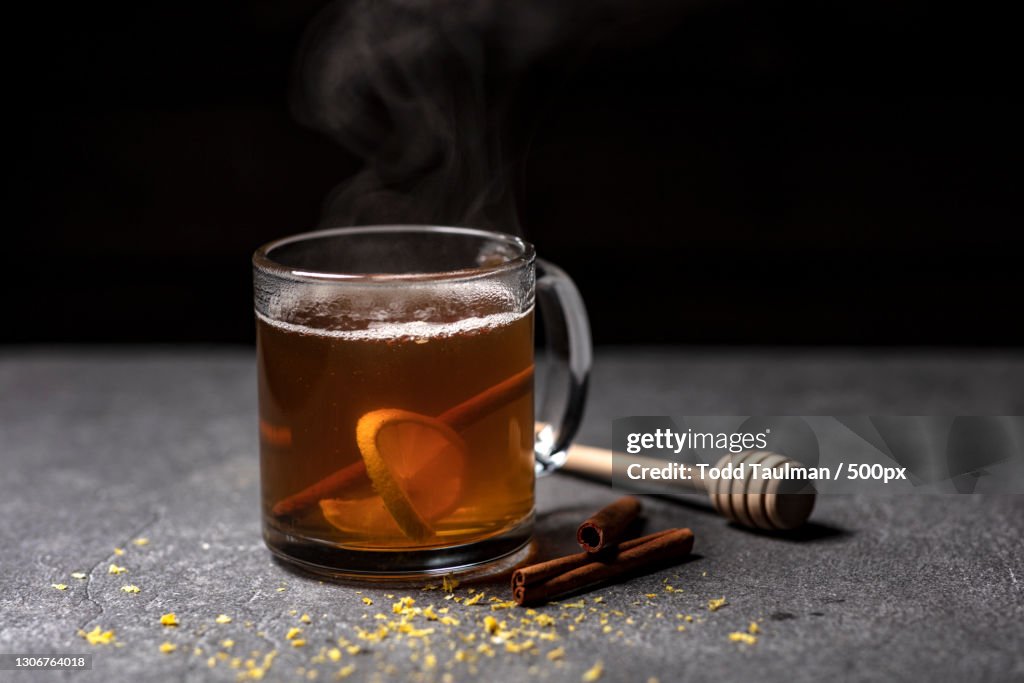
top-left (562, 444), bottom-right (612, 479)
top-left (563, 444), bottom-right (707, 494)
top-left (437, 365), bottom-right (534, 432)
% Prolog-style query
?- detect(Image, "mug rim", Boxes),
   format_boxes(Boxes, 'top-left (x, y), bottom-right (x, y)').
top-left (253, 224), bottom-right (535, 284)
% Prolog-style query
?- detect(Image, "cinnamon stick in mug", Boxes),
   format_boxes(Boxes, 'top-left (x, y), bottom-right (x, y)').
top-left (577, 496), bottom-right (642, 553)
top-left (270, 366), bottom-right (534, 520)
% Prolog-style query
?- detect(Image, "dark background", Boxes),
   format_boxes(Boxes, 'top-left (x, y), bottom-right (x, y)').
top-left (9, 0), bottom-right (1022, 346)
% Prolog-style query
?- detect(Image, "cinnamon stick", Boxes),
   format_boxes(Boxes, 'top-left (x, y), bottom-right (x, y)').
top-left (436, 365), bottom-right (534, 432)
top-left (577, 496), bottom-right (642, 553)
top-left (512, 529), bottom-right (675, 589)
top-left (271, 460), bottom-right (367, 519)
top-left (512, 528), bottom-right (695, 606)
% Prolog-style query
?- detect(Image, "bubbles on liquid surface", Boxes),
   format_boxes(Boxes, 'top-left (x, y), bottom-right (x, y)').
top-left (257, 308), bottom-right (529, 342)
top-left (261, 280), bottom-right (529, 341)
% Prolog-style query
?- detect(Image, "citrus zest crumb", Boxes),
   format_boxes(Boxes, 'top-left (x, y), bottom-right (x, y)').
top-left (506, 640), bottom-right (535, 653)
top-left (729, 632), bottom-right (757, 645)
top-left (121, 585), bottom-right (140, 593)
top-left (221, 639), bottom-right (234, 649)
top-left (286, 627), bottom-right (302, 640)
top-left (463, 593), bottom-right (483, 606)
top-left (160, 613), bottom-right (179, 627)
top-left (300, 614), bottom-right (312, 624)
top-left (159, 642), bottom-right (177, 654)
top-left (71, 572), bottom-right (87, 580)
top-left (749, 621), bottom-right (760, 634)
top-left (442, 574), bottom-right (459, 592)
top-left (215, 614), bottom-right (232, 624)
top-left (352, 626), bottom-right (385, 643)
top-left (392, 597), bottom-right (415, 613)
top-left (397, 624), bottom-right (434, 638)
top-left (362, 597), bottom-right (373, 605)
top-left (327, 648), bottom-right (341, 662)
top-left (52, 583), bottom-right (68, 591)
top-left (547, 647), bottom-right (565, 661)
top-left (133, 538), bottom-right (149, 546)
top-left (582, 661), bottom-right (604, 681)
top-left (237, 651), bottom-right (277, 680)
top-left (108, 564), bottom-right (127, 575)
top-left (78, 626), bottom-right (115, 645)
top-left (707, 597), bottom-right (727, 612)
top-left (113, 547), bottom-right (125, 556)
top-left (291, 639), bottom-right (306, 648)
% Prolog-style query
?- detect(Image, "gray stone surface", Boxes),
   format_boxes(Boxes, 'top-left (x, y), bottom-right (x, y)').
top-left (1, 347), bottom-right (1022, 682)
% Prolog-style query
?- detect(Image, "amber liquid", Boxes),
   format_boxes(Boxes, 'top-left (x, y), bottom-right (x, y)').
top-left (257, 305), bottom-right (534, 551)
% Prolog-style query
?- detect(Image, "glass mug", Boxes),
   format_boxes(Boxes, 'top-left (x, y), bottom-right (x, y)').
top-left (253, 226), bottom-right (591, 578)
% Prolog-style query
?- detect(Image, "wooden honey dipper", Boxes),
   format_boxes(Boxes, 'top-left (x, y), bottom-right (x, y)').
top-left (563, 446), bottom-right (816, 531)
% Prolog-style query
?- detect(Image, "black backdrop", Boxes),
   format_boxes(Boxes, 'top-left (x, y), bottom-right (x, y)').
top-left (9, 0), bottom-right (1022, 346)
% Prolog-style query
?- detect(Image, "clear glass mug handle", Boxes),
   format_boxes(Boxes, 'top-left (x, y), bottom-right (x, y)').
top-left (534, 259), bottom-right (592, 475)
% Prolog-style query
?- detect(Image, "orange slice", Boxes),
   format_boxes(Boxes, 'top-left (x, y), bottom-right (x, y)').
top-left (352, 409), bottom-right (467, 541)
top-left (319, 495), bottom-right (407, 539)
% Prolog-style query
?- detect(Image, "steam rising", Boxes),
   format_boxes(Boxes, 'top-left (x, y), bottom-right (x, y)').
top-left (291, 0), bottom-right (687, 232)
